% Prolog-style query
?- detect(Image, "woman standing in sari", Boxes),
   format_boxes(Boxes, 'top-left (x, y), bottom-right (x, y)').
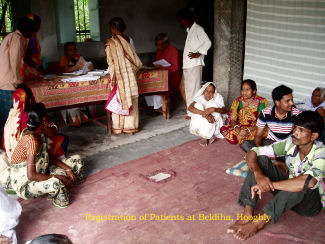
top-left (105, 17), bottom-right (142, 135)
top-left (22, 14), bottom-right (44, 81)
top-left (220, 79), bottom-right (268, 144)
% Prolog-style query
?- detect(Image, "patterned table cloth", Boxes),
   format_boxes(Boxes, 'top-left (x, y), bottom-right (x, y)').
top-left (26, 69), bottom-right (168, 109)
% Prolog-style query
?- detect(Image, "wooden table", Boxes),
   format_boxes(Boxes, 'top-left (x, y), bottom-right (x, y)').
top-left (26, 69), bottom-right (170, 134)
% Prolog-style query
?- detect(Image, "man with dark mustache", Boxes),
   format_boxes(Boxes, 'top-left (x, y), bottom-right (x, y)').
top-left (241, 85), bottom-right (301, 152)
top-left (228, 111), bottom-right (325, 241)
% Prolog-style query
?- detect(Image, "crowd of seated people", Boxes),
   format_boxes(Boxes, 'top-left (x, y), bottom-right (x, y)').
top-left (0, 8), bottom-right (324, 243)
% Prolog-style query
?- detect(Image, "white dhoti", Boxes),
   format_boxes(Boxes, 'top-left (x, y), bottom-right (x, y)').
top-left (183, 65), bottom-right (202, 107)
top-left (144, 95), bottom-right (162, 109)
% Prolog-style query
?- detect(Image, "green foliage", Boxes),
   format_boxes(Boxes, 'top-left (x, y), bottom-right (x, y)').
top-left (74, 0), bottom-right (90, 42)
top-left (0, 0), bottom-right (12, 42)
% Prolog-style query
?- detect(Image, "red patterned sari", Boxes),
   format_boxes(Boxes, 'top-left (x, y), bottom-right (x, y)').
top-left (3, 88), bottom-right (68, 159)
top-left (220, 95), bottom-right (268, 144)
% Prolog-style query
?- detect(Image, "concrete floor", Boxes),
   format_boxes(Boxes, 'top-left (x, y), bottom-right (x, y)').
top-left (49, 95), bottom-right (197, 176)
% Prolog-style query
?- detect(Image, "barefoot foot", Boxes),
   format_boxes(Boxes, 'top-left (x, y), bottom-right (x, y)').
top-left (182, 114), bottom-right (191, 120)
top-left (199, 138), bottom-right (208, 147)
top-left (208, 136), bottom-right (216, 145)
top-left (227, 217), bottom-right (252, 234)
top-left (233, 221), bottom-right (264, 241)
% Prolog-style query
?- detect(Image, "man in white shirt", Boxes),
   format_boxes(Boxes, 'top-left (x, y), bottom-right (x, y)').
top-left (176, 8), bottom-right (211, 110)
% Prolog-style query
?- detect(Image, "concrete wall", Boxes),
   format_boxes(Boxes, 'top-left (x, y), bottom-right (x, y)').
top-left (214, 0), bottom-right (245, 107)
top-left (31, 0), bottom-right (59, 63)
top-left (29, 0), bottom-right (188, 63)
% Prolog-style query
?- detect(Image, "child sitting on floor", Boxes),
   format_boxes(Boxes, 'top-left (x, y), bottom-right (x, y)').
top-left (188, 82), bottom-right (227, 146)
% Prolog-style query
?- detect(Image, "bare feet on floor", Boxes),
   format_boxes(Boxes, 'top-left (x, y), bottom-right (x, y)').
top-left (208, 136), bottom-right (216, 145)
top-left (232, 218), bottom-right (267, 241)
top-left (199, 138), bottom-right (208, 147)
top-left (227, 215), bottom-right (252, 234)
top-left (227, 206), bottom-right (254, 234)
top-left (182, 114), bottom-right (191, 120)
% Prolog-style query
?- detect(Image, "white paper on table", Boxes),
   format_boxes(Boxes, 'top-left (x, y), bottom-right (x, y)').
top-left (152, 58), bottom-right (171, 67)
top-left (88, 69), bottom-right (109, 76)
top-left (61, 74), bottom-right (100, 82)
top-left (62, 61), bottom-right (93, 76)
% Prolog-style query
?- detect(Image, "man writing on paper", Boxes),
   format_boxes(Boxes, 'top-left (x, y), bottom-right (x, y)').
top-left (145, 33), bottom-right (181, 112)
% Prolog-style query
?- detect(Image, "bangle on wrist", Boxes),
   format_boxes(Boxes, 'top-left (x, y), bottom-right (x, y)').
top-left (65, 169), bottom-right (72, 172)
top-left (234, 125), bottom-right (240, 129)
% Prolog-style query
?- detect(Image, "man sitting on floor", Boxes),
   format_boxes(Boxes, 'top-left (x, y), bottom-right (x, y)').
top-left (228, 111), bottom-right (325, 241)
top-left (241, 85), bottom-right (301, 152)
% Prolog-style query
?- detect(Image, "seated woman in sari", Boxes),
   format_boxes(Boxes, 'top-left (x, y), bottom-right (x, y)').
top-left (2, 84), bottom-right (68, 160)
top-left (59, 42), bottom-right (95, 126)
top-left (188, 82), bottom-right (227, 146)
top-left (0, 103), bottom-right (83, 208)
top-left (220, 79), bottom-right (268, 144)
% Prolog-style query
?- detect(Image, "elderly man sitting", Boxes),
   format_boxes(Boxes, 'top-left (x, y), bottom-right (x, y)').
top-left (228, 111), bottom-right (324, 241)
top-left (297, 87), bottom-right (325, 143)
top-left (145, 33), bottom-right (181, 112)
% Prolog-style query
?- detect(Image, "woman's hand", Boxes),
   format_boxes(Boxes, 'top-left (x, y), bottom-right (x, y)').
top-left (74, 62), bottom-right (83, 70)
top-left (238, 128), bottom-right (249, 140)
top-left (234, 126), bottom-right (241, 133)
top-left (55, 175), bottom-right (74, 188)
top-left (206, 114), bottom-right (215, 124)
top-left (65, 169), bottom-right (77, 183)
top-left (202, 108), bottom-right (214, 118)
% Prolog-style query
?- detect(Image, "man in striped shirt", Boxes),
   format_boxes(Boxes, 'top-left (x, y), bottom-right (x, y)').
top-left (241, 85), bottom-right (301, 152)
top-left (228, 111), bottom-right (325, 241)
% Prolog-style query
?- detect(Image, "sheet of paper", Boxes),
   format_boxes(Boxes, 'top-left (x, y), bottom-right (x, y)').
top-left (88, 69), bottom-right (109, 76)
top-left (61, 74), bottom-right (100, 82)
top-left (152, 58), bottom-right (171, 67)
top-left (62, 61), bottom-right (93, 76)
